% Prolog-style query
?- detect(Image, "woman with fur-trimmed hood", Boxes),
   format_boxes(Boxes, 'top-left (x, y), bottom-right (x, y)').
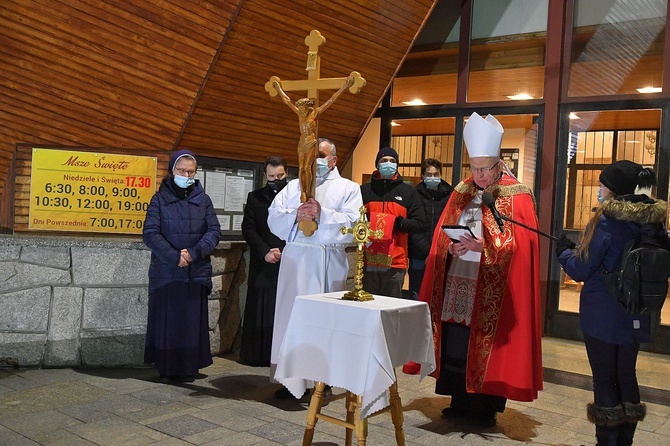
top-left (555, 160), bottom-right (670, 446)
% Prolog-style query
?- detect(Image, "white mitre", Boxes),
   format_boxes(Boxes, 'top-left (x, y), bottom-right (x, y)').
top-left (463, 112), bottom-right (503, 158)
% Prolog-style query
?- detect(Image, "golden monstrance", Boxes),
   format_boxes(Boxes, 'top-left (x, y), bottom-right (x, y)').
top-left (340, 206), bottom-right (384, 301)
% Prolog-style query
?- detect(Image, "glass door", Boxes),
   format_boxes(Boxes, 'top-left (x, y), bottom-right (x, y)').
top-left (549, 108), bottom-right (670, 353)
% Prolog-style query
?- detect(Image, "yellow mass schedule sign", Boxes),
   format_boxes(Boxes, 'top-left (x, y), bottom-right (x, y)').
top-left (29, 148), bottom-right (157, 234)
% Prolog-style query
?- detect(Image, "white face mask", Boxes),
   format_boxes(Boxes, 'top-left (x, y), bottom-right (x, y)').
top-left (174, 175), bottom-right (195, 188)
top-left (316, 157), bottom-right (331, 178)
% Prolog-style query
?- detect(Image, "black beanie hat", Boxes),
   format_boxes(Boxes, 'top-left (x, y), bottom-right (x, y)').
top-left (599, 160), bottom-right (656, 195)
top-left (375, 147), bottom-right (399, 165)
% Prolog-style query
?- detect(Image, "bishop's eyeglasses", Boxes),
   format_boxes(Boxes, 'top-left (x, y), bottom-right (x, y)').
top-left (470, 162), bottom-right (499, 175)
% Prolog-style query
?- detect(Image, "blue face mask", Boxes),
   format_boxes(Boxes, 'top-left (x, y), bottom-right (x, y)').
top-left (174, 175), bottom-right (195, 189)
top-left (316, 157), bottom-right (331, 178)
top-left (378, 161), bottom-right (397, 178)
top-left (597, 188), bottom-right (606, 203)
top-left (424, 177), bottom-right (441, 189)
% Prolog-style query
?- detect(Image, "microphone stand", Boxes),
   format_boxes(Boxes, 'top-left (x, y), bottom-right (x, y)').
top-left (500, 215), bottom-right (558, 241)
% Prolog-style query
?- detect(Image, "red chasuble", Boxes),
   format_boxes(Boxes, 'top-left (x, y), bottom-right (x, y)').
top-left (419, 175), bottom-right (543, 402)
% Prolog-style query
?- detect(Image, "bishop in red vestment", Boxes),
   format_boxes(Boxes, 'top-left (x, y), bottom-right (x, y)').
top-left (416, 112), bottom-right (543, 426)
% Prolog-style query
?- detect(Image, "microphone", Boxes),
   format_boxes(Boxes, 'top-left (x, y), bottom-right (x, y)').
top-left (482, 191), bottom-right (505, 233)
top-left (481, 191), bottom-right (559, 241)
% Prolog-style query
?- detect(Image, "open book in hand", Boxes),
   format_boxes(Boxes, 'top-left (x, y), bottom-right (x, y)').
top-left (441, 225), bottom-right (475, 243)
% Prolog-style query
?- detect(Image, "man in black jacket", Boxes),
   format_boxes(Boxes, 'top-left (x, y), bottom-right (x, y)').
top-left (408, 158), bottom-right (452, 299)
top-left (360, 147), bottom-right (426, 298)
top-left (239, 156), bottom-right (288, 366)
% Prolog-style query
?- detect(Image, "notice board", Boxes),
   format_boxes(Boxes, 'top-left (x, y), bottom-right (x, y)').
top-left (194, 155), bottom-right (297, 240)
top-left (29, 148), bottom-right (157, 234)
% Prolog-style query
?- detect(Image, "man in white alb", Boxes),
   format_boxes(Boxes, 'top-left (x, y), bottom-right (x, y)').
top-left (268, 137), bottom-right (362, 398)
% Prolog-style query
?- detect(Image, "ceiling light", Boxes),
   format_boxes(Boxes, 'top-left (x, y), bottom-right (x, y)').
top-left (636, 86), bottom-right (662, 94)
top-left (391, 121), bottom-right (400, 126)
top-left (506, 93), bottom-right (534, 100)
top-left (402, 99), bottom-right (426, 106)
top-left (569, 113), bottom-right (580, 120)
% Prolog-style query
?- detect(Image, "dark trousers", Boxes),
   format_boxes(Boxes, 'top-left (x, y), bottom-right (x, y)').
top-left (584, 335), bottom-right (640, 407)
top-left (584, 335), bottom-right (641, 446)
top-left (435, 322), bottom-right (506, 415)
top-left (362, 267), bottom-right (405, 298)
top-left (239, 286), bottom-right (277, 367)
top-left (407, 264), bottom-right (424, 300)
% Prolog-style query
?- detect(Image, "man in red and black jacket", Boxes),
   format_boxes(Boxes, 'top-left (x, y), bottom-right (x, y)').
top-left (360, 147), bottom-right (426, 298)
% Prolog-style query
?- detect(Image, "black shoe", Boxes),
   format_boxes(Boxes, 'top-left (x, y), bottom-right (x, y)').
top-left (174, 375), bottom-right (195, 383)
top-left (159, 374), bottom-right (171, 383)
top-left (476, 413), bottom-right (497, 428)
top-left (274, 386), bottom-right (310, 399)
top-left (238, 358), bottom-right (270, 367)
top-left (274, 386), bottom-right (294, 399)
top-left (441, 407), bottom-right (467, 418)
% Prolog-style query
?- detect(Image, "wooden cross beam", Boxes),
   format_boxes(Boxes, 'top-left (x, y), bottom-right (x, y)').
top-left (264, 29), bottom-right (365, 236)
top-left (264, 29), bottom-right (366, 103)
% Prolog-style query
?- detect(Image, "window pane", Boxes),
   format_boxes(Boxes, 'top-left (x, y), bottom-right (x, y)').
top-left (392, 118), bottom-right (456, 183)
top-left (560, 109), bottom-right (663, 315)
top-left (564, 109), bottom-right (661, 230)
top-left (468, 0), bottom-right (548, 102)
top-left (392, 0), bottom-right (460, 106)
top-left (569, 0), bottom-right (667, 97)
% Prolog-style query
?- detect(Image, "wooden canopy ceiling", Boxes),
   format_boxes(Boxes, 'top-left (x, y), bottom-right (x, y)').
top-left (0, 0), bottom-right (436, 197)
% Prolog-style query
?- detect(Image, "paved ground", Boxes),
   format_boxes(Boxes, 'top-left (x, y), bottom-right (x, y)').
top-left (1, 353), bottom-right (669, 446)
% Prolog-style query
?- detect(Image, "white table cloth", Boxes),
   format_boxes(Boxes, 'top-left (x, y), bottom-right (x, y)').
top-left (274, 291), bottom-right (436, 419)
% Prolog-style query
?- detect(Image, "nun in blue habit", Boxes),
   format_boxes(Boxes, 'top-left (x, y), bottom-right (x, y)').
top-left (143, 149), bottom-right (220, 382)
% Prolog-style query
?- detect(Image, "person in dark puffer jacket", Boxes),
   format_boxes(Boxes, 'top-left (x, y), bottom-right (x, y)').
top-left (360, 147), bottom-right (426, 298)
top-left (556, 160), bottom-right (669, 446)
top-left (408, 158), bottom-right (452, 300)
top-left (143, 149), bottom-right (221, 383)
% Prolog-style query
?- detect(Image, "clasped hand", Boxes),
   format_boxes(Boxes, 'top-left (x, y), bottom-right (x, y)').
top-left (449, 233), bottom-right (484, 257)
top-left (178, 249), bottom-right (191, 267)
top-left (296, 198), bottom-right (321, 222)
top-left (264, 248), bottom-right (282, 263)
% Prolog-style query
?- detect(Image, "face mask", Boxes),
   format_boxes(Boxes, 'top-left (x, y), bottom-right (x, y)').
top-left (316, 157), bottom-right (331, 178)
top-left (597, 187), bottom-right (606, 203)
top-left (267, 178), bottom-right (287, 192)
top-left (424, 177), bottom-right (441, 189)
top-left (174, 175), bottom-right (195, 189)
top-left (378, 161), bottom-right (397, 178)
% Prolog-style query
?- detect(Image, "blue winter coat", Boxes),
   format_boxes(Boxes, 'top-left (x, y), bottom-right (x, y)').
top-left (558, 195), bottom-right (668, 344)
top-left (143, 178), bottom-right (221, 293)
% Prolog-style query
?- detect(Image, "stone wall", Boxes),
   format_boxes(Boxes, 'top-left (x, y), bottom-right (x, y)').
top-left (0, 235), bottom-right (247, 368)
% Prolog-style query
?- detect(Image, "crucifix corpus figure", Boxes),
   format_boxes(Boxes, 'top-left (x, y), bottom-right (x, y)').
top-left (265, 29), bottom-right (365, 236)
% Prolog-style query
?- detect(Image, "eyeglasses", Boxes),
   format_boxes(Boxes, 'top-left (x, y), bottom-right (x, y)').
top-left (470, 162), bottom-right (499, 175)
top-left (174, 167), bottom-right (196, 176)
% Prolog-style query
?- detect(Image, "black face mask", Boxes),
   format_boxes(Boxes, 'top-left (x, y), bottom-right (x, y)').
top-left (266, 178), bottom-right (287, 193)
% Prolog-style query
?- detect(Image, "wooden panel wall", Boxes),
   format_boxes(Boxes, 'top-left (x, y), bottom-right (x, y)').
top-left (0, 0), bottom-right (240, 199)
top-left (179, 0), bottom-right (435, 165)
top-left (0, 0), bottom-right (436, 231)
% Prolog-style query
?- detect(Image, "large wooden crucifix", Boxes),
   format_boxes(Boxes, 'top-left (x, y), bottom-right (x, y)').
top-left (265, 29), bottom-right (365, 236)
